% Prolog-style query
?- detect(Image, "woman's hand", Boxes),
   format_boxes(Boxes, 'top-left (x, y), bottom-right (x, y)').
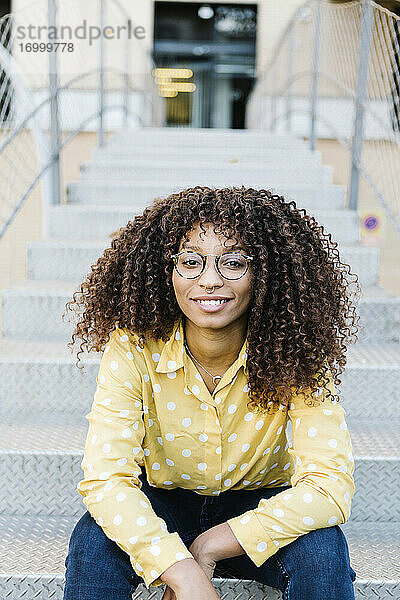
top-left (161, 522), bottom-right (243, 599)
top-left (160, 555), bottom-right (219, 600)
top-left (188, 536), bottom-right (217, 580)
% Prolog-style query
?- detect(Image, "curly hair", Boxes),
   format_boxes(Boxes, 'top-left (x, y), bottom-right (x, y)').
top-left (63, 185), bottom-right (361, 414)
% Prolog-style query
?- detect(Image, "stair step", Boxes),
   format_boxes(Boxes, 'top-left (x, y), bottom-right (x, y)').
top-left (66, 180), bottom-right (347, 209)
top-left (0, 420), bottom-right (398, 521)
top-left (2, 281), bottom-right (398, 343)
top-left (26, 240), bottom-right (380, 288)
top-left (92, 146), bottom-right (323, 163)
top-left (106, 127), bottom-right (309, 149)
top-left (0, 516), bottom-right (398, 599)
top-left (1, 125), bottom-right (399, 600)
top-left (79, 162), bottom-right (334, 186)
top-left (45, 205), bottom-right (360, 244)
top-left (79, 158), bottom-right (334, 185)
top-left (355, 285), bottom-right (400, 343)
top-left (0, 340), bottom-right (398, 421)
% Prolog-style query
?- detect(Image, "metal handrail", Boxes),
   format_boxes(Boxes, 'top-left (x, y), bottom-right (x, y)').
top-left (0, 0), bottom-right (165, 239)
top-left (247, 0), bottom-right (400, 234)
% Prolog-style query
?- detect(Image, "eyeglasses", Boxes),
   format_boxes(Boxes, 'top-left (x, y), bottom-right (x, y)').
top-left (170, 250), bottom-right (254, 280)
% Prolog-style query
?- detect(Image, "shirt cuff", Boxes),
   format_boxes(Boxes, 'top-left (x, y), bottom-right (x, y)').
top-left (227, 510), bottom-right (277, 568)
top-left (130, 531), bottom-right (195, 589)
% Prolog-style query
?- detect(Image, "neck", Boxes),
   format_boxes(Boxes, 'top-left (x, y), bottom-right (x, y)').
top-left (183, 315), bottom-right (248, 373)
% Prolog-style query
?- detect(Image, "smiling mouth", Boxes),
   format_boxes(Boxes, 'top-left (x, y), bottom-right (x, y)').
top-left (192, 299), bottom-right (232, 305)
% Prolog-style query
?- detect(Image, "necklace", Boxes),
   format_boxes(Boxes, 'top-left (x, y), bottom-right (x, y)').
top-left (184, 339), bottom-right (223, 385)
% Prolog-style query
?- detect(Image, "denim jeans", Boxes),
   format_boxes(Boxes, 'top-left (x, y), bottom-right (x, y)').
top-left (64, 472), bottom-right (356, 600)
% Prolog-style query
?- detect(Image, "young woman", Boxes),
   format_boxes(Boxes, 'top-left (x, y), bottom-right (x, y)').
top-left (63, 186), bottom-right (359, 600)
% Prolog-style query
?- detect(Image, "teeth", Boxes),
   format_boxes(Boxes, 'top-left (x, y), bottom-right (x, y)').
top-left (195, 299), bottom-right (229, 305)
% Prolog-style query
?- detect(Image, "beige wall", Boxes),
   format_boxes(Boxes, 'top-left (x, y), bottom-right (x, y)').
top-left (0, 130), bottom-right (112, 326)
top-left (0, 180), bottom-right (42, 328)
top-left (316, 139), bottom-right (400, 297)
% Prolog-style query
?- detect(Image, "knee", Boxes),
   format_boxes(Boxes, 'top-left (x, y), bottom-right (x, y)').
top-left (296, 526), bottom-right (354, 574)
top-left (66, 511), bottom-right (108, 563)
top-left (64, 511), bottom-right (141, 598)
top-left (278, 526), bottom-right (356, 596)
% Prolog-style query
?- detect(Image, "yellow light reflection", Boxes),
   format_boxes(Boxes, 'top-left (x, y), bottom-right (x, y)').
top-left (159, 90), bottom-right (178, 97)
top-left (155, 76), bottom-right (173, 84)
top-left (158, 82), bottom-right (196, 93)
top-left (153, 68), bottom-right (194, 79)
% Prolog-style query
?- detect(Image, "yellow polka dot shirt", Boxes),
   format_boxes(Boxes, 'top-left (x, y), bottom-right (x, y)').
top-left (77, 314), bottom-right (355, 589)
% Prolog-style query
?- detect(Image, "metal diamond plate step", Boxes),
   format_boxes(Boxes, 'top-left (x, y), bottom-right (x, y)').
top-left (43, 204), bottom-right (359, 244)
top-left (0, 420), bottom-right (398, 520)
top-left (92, 145), bottom-right (323, 163)
top-left (0, 516), bottom-right (398, 600)
top-left (2, 281), bottom-right (398, 343)
top-left (26, 239), bottom-right (380, 288)
top-left (67, 180), bottom-right (346, 209)
top-left (79, 160), bottom-right (334, 186)
top-left (0, 340), bottom-right (399, 421)
top-left (105, 127), bottom-right (309, 149)
top-left (1, 123), bottom-right (399, 599)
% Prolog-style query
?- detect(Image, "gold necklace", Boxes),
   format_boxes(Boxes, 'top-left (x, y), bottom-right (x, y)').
top-left (183, 339), bottom-right (223, 385)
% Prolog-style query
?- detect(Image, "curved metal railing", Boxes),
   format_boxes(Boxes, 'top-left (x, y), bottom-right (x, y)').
top-left (0, 0), bottom-right (165, 239)
top-left (246, 0), bottom-right (400, 234)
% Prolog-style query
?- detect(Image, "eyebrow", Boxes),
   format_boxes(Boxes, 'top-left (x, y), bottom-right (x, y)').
top-left (183, 244), bottom-right (246, 252)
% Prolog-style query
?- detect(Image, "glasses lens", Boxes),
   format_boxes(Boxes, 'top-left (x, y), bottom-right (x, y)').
top-left (175, 252), bottom-right (248, 279)
top-left (218, 253), bottom-right (248, 279)
top-left (175, 252), bottom-right (204, 278)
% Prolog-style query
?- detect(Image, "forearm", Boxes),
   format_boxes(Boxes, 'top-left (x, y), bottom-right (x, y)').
top-left (160, 522), bottom-right (245, 586)
top-left (160, 557), bottom-right (220, 598)
top-left (192, 522), bottom-right (245, 562)
top-left (160, 557), bottom-right (199, 586)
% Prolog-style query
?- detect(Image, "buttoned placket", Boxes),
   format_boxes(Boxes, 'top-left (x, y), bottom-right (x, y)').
top-left (155, 315), bottom-right (249, 496)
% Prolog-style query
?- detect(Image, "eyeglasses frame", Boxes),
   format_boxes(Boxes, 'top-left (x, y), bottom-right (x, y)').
top-left (170, 249), bottom-right (254, 280)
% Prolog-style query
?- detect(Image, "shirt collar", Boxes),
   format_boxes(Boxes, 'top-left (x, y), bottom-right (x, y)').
top-left (155, 315), bottom-right (186, 373)
top-left (155, 314), bottom-right (249, 380)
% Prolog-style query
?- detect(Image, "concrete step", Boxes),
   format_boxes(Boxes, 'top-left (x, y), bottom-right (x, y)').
top-left (27, 240), bottom-right (379, 288)
top-left (0, 418), bottom-right (398, 521)
top-left (2, 281), bottom-right (399, 343)
top-left (1, 516), bottom-right (397, 600)
top-left (66, 180), bottom-right (347, 210)
top-left (92, 145), bottom-right (323, 164)
top-left (45, 205), bottom-right (360, 244)
top-left (0, 339), bottom-right (398, 422)
top-left (79, 161), bottom-right (334, 186)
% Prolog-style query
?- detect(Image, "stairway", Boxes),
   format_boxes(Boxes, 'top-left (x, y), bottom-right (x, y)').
top-left (1, 127), bottom-right (399, 599)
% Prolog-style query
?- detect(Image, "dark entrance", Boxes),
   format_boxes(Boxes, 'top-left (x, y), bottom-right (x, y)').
top-left (153, 2), bottom-right (257, 128)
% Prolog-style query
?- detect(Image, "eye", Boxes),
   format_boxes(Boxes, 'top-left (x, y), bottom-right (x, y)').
top-left (182, 258), bottom-right (201, 267)
top-left (219, 254), bottom-right (247, 269)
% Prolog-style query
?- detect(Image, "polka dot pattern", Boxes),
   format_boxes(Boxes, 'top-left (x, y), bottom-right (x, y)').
top-left (78, 322), bottom-right (354, 588)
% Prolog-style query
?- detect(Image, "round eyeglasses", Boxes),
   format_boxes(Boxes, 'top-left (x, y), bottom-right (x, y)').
top-left (170, 250), bottom-right (254, 280)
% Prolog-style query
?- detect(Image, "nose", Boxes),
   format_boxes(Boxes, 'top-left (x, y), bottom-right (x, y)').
top-left (197, 256), bottom-right (224, 288)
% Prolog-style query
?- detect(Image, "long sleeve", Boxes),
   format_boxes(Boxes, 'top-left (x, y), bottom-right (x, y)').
top-left (226, 370), bottom-right (355, 567)
top-left (76, 327), bottom-right (194, 589)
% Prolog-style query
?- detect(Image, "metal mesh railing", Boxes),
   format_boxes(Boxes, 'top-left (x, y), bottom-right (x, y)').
top-left (0, 0), bottom-right (165, 239)
top-left (246, 0), bottom-right (400, 235)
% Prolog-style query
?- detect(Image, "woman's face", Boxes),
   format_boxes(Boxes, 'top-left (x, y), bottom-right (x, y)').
top-left (172, 222), bottom-right (253, 330)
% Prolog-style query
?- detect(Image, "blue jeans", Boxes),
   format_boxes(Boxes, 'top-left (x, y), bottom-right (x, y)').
top-left (64, 472), bottom-right (356, 600)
